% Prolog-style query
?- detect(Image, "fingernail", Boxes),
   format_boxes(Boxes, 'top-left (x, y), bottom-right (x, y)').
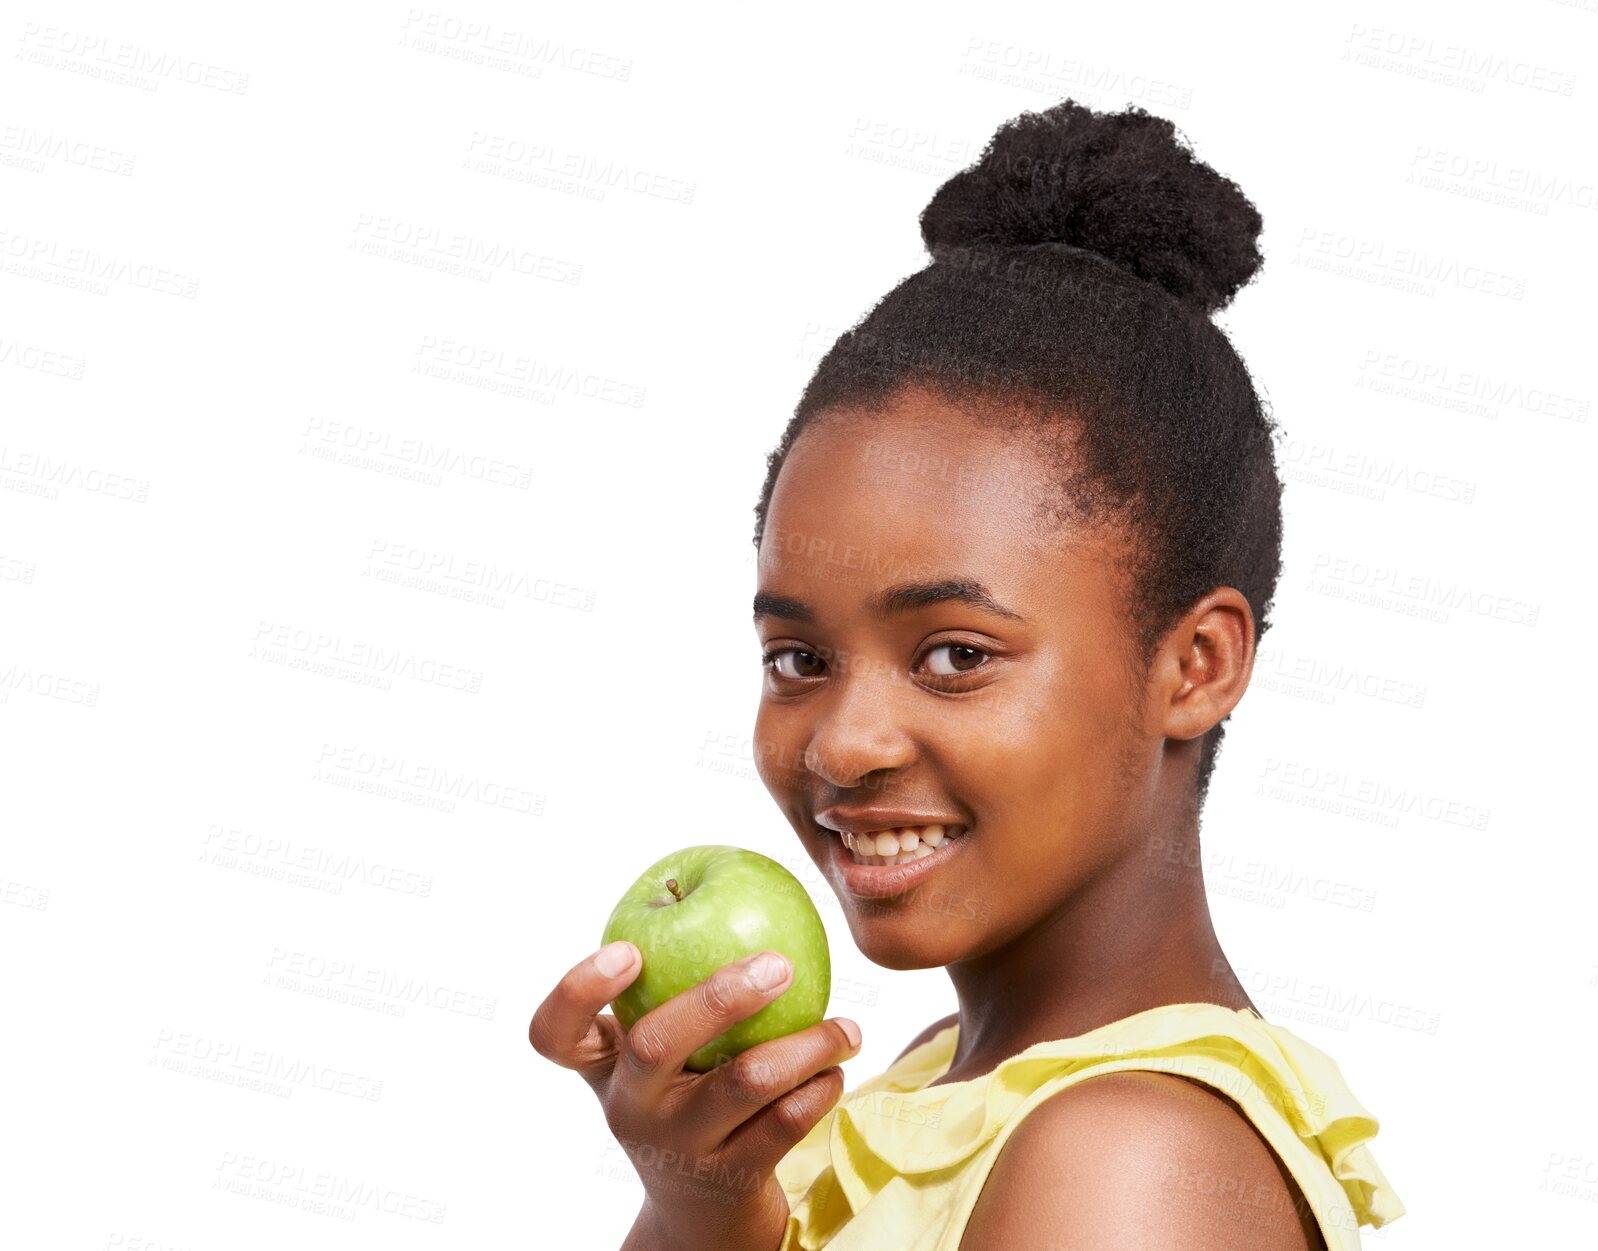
top-left (745, 952), bottom-right (790, 990)
top-left (836, 1018), bottom-right (861, 1049)
top-left (595, 941), bottom-right (636, 978)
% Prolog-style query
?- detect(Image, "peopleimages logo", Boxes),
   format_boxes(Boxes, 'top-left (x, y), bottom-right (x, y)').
top-left (1308, 553), bottom-right (1539, 628)
top-left (1342, 23), bottom-right (1577, 96)
top-left (0, 125), bottom-right (137, 175)
top-left (213, 1151), bottom-right (446, 1223)
top-left (265, 948), bottom-right (497, 1020)
top-left (1294, 227), bottom-right (1526, 300)
top-left (1257, 758), bottom-right (1490, 832)
top-left (349, 212), bottom-right (583, 284)
top-left (312, 743), bottom-right (544, 815)
top-left (399, 10), bottom-right (633, 81)
top-left (152, 1028), bottom-right (384, 1102)
top-left (414, 334), bottom-right (647, 407)
top-left (0, 226), bottom-right (199, 297)
top-left (0, 445), bottom-right (149, 501)
top-left (200, 824), bottom-right (434, 897)
top-left (299, 417), bottom-right (534, 490)
top-left (16, 23), bottom-right (251, 94)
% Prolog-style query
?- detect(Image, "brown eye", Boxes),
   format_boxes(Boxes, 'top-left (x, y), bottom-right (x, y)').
top-left (764, 649), bottom-right (825, 679)
top-left (923, 643), bottom-right (989, 676)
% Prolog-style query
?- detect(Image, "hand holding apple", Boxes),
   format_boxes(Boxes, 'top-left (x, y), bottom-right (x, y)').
top-left (601, 844), bottom-right (832, 1071)
top-left (528, 853), bottom-right (862, 1251)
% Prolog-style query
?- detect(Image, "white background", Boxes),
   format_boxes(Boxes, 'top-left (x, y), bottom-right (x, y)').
top-left (4, 1), bottom-right (1595, 1247)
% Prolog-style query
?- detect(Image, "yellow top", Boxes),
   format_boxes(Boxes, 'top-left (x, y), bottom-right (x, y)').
top-left (774, 1002), bottom-right (1405, 1250)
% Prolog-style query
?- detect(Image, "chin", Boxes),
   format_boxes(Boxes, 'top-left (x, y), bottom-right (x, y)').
top-left (841, 905), bottom-right (974, 971)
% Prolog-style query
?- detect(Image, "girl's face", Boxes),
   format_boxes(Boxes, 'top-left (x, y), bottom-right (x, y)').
top-left (754, 387), bottom-right (1162, 970)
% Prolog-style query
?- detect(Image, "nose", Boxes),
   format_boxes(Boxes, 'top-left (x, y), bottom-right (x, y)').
top-left (803, 667), bottom-right (916, 789)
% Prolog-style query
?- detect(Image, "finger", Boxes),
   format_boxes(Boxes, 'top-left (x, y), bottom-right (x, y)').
top-left (718, 1063), bottom-right (848, 1173)
top-left (529, 941), bottom-right (642, 1081)
top-left (619, 950), bottom-right (795, 1100)
top-left (694, 1017), bottom-right (862, 1143)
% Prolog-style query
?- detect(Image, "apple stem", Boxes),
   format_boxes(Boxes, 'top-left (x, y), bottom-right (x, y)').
top-left (664, 877), bottom-right (683, 901)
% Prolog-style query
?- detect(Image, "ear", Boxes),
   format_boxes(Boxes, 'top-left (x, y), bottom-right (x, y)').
top-left (1151, 588), bottom-right (1256, 742)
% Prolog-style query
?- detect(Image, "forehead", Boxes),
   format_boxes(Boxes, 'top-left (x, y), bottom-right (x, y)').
top-left (758, 390), bottom-right (1087, 604)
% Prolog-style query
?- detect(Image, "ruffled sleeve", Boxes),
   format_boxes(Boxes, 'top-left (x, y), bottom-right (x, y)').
top-left (774, 1003), bottom-right (1405, 1251)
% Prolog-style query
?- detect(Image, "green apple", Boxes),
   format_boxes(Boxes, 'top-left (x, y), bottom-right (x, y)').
top-left (602, 844), bottom-right (831, 1072)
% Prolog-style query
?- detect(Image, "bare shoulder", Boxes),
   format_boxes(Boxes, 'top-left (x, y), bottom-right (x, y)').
top-left (959, 1070), bottom-right (1326, 1251)
top-left (892, 1012), bottom-right (960, 1065)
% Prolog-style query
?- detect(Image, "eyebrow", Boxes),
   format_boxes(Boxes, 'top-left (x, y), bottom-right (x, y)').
top-left (752, 578), bottom-right (1026, 624)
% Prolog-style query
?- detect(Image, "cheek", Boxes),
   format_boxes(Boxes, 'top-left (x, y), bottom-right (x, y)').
top-left (1044, 642), bottom-right (1139, 746)
top-left (751, 706), bottom-right (804, 798)
top-left (977, 660), bottom-right (1138, 830)
top-left (999, 653), bottom-right (1120, 757)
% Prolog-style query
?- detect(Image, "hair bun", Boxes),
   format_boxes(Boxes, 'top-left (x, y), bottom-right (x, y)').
top-left (919, 98), bottom-right (1263, 316)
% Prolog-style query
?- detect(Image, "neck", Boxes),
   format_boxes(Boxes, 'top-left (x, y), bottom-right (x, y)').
top-left (938, 817), bottom-right (1255, 1080)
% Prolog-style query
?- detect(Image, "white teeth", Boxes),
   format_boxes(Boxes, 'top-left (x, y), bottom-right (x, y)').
top-left (838, 823), bottom-right (966, 867)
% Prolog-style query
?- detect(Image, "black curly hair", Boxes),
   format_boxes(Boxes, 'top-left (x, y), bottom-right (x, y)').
top-left (753, 98), bottom-right (1285, 811)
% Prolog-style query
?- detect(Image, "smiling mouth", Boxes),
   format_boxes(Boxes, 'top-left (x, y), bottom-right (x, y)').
top-left (827, 824), bottom-right (967, 867)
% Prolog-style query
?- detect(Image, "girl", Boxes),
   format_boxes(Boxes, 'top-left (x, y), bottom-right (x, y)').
top-left (532, 98), bottom-right (1406, 1250)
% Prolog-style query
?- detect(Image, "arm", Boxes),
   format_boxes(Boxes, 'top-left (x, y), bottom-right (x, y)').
top-left (959, 1071), bottom-right (1324, 1251)
top-left (619, 1185), bottom-right (797, 1251)
top-left (619, 1203), bottom-right (674, 1251)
